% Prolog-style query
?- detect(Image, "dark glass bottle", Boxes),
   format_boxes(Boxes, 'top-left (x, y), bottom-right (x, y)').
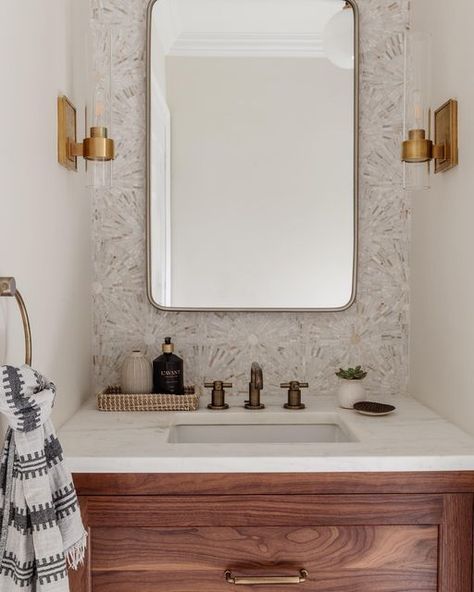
top-left (153, 337), bottom-right (184, 394)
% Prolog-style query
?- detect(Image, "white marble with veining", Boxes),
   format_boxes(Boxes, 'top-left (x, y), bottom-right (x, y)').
top-left (60, 395), bottom-right (474, 473)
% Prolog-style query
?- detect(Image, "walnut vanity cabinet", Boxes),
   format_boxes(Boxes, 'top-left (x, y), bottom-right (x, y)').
top-left (69, 472), bottom-right (474, 592)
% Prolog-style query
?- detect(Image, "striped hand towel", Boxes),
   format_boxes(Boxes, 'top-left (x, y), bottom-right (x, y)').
top-left (0, 365), bottom-right (86, 591)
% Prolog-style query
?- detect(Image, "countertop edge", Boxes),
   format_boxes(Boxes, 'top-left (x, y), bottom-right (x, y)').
top-left (67, 455), bottom-right (474, 474)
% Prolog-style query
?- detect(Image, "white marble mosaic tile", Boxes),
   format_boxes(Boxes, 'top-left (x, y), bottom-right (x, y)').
top-left (90, 0), bottom-right (411, 399)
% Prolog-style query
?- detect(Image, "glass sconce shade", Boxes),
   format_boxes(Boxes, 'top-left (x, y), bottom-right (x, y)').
top-left (404, 31), bottom-right (432, 134)
top-left (403, 31), bottom-right (432, 190)
top-left (86, 27), bottom-right (113, 188)
top-left (57, 27), bottom-right (120, 185)
top-left (90, 85), bottom-right (110, 131)
top-left (403, 161), bottom-right (431, 191)
top-left (323, 3), bottom-right (354, 70)
top-left (86, 159), bottom-right (113, 188)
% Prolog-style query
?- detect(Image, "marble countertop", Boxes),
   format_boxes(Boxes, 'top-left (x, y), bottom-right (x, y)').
top-left (59, 395), bottom-right (474, 473)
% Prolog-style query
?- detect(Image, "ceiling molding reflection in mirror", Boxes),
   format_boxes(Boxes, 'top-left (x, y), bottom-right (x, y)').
top-left (156, 0), bottom-right (342, 57)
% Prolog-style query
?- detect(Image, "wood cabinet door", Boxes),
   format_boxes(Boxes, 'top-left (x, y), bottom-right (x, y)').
top-left (69, 493), bottom-right (473, 592)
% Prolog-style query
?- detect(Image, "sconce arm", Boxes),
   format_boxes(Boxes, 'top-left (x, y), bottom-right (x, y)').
top-left (432, 142), bottom-right (446, 160)
top-left (69, 142), bottom-right (84, 157)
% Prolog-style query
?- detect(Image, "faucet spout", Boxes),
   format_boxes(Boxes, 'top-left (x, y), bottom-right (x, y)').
top-left (250, 362), bottom-right (263, 390)
top-left (246, 362), bottom-right (265, 410)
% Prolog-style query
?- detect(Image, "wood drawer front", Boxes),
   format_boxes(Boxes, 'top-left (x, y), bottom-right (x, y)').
top-left (91, 525), bottom-right (438, 592)
top-left (85, 494), bottom-right (443, 527)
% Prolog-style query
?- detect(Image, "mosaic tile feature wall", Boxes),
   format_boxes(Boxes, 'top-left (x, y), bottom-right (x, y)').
top-left (90, 0), bottom-right (411, 398)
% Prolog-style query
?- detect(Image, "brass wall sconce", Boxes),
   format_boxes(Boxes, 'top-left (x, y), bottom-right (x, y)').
top-left (57, 95), bottom-right (115, 183)
top-left (401, 100), bottom-right (458, 172)
top-left (0, 277), bottom-right (32, 366)
top-left (401, 31), bottom-right (459, 190)
top-left (57, 27), bottom-right (115, 187)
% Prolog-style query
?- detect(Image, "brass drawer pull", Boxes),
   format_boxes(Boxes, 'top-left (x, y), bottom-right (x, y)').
top-left (225, 569), bottom-right (308, 585)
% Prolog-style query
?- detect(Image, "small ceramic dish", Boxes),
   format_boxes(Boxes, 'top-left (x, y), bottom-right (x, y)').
top-left (353, 401), bottom-right (396, 416)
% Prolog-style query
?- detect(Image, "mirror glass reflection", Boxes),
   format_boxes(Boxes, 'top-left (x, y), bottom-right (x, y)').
top-left (148, 0), bottom-right (357, 310)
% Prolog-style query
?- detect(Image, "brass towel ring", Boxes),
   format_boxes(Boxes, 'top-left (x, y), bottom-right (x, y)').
top-left (0, 278), bottom-right (32, 366)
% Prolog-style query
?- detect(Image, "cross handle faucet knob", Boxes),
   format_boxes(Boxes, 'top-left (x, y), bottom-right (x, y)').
top-left (205, 381), bottom-right (232, 410)
top-left (280, 381), bottom-right (309, 410)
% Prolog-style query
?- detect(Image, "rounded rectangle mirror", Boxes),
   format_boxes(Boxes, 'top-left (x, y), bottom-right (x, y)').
top-left (147, 0), bottom-right (359, 311)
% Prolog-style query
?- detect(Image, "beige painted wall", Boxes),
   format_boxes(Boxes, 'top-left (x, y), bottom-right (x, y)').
top-left (410, 0), bottom-right (474, 434)
top-left (0, 1), bottom-right (92, 428)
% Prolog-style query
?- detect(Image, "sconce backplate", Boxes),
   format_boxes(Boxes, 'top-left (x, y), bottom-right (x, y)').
top-left (57, 96), bottom-right (78, 172)
top-left (434, 99), bottom-right (458, 174)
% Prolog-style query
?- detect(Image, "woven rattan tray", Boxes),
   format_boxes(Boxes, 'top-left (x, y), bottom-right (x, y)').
top-left (97, 385), bottom-right (200, 412)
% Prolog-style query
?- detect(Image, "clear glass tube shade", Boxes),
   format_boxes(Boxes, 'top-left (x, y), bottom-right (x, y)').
top-left (86, 26), bottom-right (113, 188)
top-left (403, 31), bottom-right (432, 190)
top-left (86, 160), bottom-right (112, 188)
top-left (403, 161), bottom-right (430, 191)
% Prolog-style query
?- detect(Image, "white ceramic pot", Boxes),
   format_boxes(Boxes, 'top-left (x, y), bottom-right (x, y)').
top-left (121, 350), bottom-right (153, 394)
top-left (337, 379), bottom-right (367, 409)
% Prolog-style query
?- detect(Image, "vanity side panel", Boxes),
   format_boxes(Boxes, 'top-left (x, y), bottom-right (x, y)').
top-left (438, 494), bottom-right (473, 592)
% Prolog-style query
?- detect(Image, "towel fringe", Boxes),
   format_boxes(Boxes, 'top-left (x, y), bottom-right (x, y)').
top-left (65, 531), bottom-right (88, 570)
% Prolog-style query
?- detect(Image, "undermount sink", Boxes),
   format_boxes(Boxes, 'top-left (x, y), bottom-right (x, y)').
top-left (168, 422), bottom-right (355, 444)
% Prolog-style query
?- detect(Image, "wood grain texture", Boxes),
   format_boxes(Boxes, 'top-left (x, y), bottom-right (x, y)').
top-left (85, 494), bottom-right (444, 527)
top-left (91, 570), bottom-right (437, 592)
top-left (68, 474), bottom-right (474, 592)
top-left (68, 500), bottom-right (91, 592)
top-left (439, 493), bottom-right (473, 592)
top-left (72, 472), bottom-right (474, 496)
top-left (91, 525), bottom-right (438, 572)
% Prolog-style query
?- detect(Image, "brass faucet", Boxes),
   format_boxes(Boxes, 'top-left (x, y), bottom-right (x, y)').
top-left (245, 362), bottom-right (265, 409)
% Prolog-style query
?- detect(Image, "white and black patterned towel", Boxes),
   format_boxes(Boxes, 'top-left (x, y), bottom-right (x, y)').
top-left (0, 365), bottom-right (86, 591)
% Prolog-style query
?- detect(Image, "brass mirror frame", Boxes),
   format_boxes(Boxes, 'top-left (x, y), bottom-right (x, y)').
top-left (146, 0), bottom-right (359, 312)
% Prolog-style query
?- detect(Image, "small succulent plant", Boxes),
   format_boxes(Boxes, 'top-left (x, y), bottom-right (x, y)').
top-left (336, 366), bottom-right (367, 380)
